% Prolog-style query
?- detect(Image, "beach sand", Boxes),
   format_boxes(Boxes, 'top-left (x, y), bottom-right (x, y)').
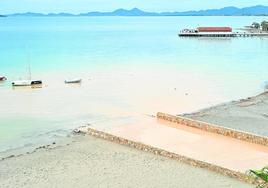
top-left (184, 91), bottom-right (268, 137)
top-left (0, 135), bottom-right (252, 188)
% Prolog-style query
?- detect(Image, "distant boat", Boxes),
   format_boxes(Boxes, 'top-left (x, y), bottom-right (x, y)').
top-left (12, 80), bottom-right (31, 86)
top-left (65, 78), bottom-right (82, 84)
top-left (12, 57), bottom-right (42, 87)
top-left (0, 76), bottom-right (7, 81)
top-left (12, 80), bottom-right (42, 86)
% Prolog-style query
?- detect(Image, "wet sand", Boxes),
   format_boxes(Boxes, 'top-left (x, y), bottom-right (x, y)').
top-left (185, 91), bottom-right (268, 137)
top-left (0, 135), bottom-right (252, 188)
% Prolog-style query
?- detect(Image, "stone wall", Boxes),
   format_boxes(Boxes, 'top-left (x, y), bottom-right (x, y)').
top-left (157, 112), bottom-right (268, 147)
top-left (80, 127), bottom-right (257, 185)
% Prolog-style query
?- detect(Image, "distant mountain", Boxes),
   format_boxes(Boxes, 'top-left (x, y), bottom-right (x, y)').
top-left (174, 5), bottom-right (268, 16)
top-left (6, 5), bottom-right (268, 17)
top-left (9, 12), bottom-right (45, 17)
top-left (80, 8), bottom-right (157, 16)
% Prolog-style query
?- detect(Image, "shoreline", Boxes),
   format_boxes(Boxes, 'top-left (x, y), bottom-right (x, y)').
top-left (1, 91), bottom-right (268, 187)
top-left (2, 91), bottom-right (268, 159)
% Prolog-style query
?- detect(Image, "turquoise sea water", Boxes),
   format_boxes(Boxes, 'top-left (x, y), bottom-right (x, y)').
top-left (1, 16), bottom-right (267, 76)
top-left (0, 16), bottom-right (268, 152)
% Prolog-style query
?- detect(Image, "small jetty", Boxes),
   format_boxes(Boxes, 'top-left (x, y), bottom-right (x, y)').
top-left (179, 27), bottom-right (268, 37)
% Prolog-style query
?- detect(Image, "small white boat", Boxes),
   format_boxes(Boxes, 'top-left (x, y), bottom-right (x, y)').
top-left (12, 80), bottom-right (31, 86)
top-left (12, 60), bottom-right (42, 87)
top-left (65, 78), bottom-right (82, 84)
top-left (12, 80), bottom-right (42, 86)
top-left (12, 50), bottom-right (43, 87)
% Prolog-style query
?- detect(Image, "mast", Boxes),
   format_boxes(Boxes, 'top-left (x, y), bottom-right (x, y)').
top-left (28, 63), bottom-right (32, 80)
top-left (27, 48), bottom-right (32, 80)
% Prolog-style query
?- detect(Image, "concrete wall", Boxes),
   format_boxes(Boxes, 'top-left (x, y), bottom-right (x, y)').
top-left (157, 112), bottom-right (268, 147)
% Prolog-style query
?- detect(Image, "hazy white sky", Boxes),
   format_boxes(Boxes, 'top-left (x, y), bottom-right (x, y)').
top-left (0, 0), bottom-right (268, 14)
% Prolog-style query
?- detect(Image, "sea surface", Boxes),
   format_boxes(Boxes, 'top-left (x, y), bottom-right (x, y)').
top-left (0, 16), bottom-right (268, 153)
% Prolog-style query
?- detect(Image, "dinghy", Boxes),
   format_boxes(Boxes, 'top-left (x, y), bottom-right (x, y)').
top-left (0, 76), bottom-right (7, 81)
top-left (65, 78), bottom-right (82, 84)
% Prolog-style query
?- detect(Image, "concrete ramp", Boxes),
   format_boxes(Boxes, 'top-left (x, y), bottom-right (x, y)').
top-left (79, 113), bottom-right (268, 183)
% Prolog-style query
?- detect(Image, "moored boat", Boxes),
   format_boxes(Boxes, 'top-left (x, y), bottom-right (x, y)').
top-left (12, 80), bottom-right (42, 86)
top-left (12, 80), bottom-right (31, 86)
top-left (65, 78), bottom-right (82, 84)
top-left (0, 76), bottom-right (7, 81)
top-left (12, 61), bottom-right (42, 87)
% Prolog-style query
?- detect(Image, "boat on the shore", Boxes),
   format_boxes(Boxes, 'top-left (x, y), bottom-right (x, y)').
top-left (0, 76), bottom-right (7, 81)
top-left (65, 78), bottom-right (82, 84)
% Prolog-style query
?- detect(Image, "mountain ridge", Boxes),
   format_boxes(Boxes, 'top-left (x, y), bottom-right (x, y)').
top-left (5, 5), bottom-right (268, 17)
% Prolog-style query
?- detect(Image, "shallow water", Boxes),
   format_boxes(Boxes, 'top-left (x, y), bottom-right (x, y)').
top-left (0, 16), bottom-right (268, 152)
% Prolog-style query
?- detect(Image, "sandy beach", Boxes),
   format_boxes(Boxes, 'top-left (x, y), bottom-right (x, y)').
top-left (185, 91), bottom-right (268, 137)
top-left (1, 92), bottom-right (268, 188)
top-left (0, 134), bottom-right (252, 188)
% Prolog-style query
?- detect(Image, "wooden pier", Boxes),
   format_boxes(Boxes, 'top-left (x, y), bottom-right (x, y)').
top-left (179, 32), bottom-right (268, 37)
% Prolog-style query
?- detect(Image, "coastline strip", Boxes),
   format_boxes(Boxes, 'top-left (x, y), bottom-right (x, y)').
top-left (157, 112), bottom-right (268, 147)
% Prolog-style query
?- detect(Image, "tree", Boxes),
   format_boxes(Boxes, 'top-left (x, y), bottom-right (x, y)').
top-left (261, 21), bottom-right (268, 31)
top-left (252, 22), bottom-right (260, 29)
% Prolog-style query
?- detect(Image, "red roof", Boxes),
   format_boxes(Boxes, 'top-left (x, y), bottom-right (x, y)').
top-left (197, 27), bottom-right (232, 32)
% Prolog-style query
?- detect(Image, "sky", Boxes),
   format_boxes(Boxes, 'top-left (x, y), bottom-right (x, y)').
top-left (0, 0), bottom-right (268, 14)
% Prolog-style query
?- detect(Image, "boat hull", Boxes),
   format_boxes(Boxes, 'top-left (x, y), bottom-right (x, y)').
top-left (12, 80), bottom-right (31, 86)
top-left (65, 78), bottom-right (82, 84)
top-left (12, 80), bottom-right (42, 86)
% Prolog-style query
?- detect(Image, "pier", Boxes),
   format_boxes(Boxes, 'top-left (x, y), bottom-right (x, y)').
top-left (179, 26), bottom-right (268, 37)
top-left (179, 32), bottom-right (268, 37)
